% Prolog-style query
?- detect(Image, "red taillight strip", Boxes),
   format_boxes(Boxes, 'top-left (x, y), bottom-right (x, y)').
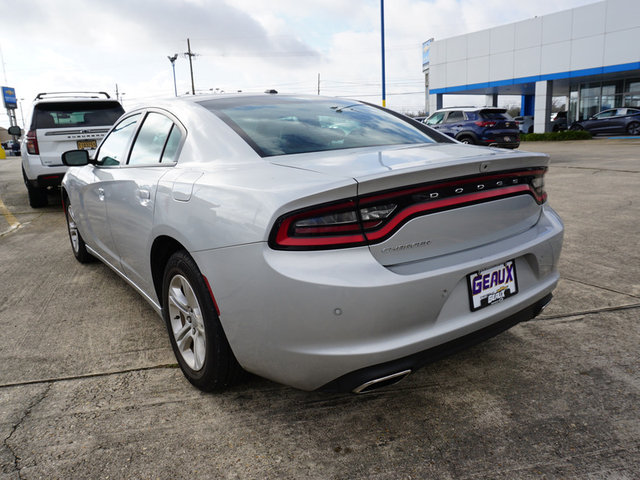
top-left (363, 184), bottom-right (533, 242)
top-left (360, 169), bottom-right (546, 206)
top-left (277, 233), bottom-right (366, 248)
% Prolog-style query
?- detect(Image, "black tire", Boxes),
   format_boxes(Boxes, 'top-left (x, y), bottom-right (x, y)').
top-left (64, 199), bottom-right (94, 263)
top-left (570, 124), bottom-right (584, 131)
top-left (458, 136), bottom-right (475, 145)
top-left (22, 168), bottom-right (48, 208)
top-left (162, 250), bottom-right (242, 392)
top-left (626, 121), bottom-right (640, 136)
top-left (528, 126), bottom-right (534, 134)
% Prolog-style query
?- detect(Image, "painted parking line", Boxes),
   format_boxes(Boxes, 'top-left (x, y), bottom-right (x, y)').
top-left (0, 196), bottom-right (20, 234)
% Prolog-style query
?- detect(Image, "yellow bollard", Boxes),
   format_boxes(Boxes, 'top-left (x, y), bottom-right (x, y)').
top-left (0, 145), bottom-right (6, 159)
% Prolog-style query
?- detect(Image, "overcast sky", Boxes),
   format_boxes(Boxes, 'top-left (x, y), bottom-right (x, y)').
top-left (1, 0), bottom-right (599, 126)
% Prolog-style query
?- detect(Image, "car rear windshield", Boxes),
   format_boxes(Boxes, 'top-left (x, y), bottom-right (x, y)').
top-left (480, 109), bottom-right (511, 120)
top-left (32, 101), bottom-right (124, 129)
top-left (199, 96), bottom-right (438, 157)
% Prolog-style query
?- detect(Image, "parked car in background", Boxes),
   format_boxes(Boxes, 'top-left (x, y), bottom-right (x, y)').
top-left (425, 107), bottom-right (520, 148)
top-left (570, 108), bottom-right (640, 136)
top-left (21, 92), bottom-right (124, 207)
top-left (551, 111), bottom-right (568, 131)
top-left (1, 139), bottom-right (21, 155)
top-left (61, 93), bottom-right (562, 393)
top-left (514, 115), bottom-right (534, 134)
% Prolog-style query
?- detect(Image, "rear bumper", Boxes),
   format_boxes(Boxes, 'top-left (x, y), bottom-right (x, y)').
top-left (319, 293), bottom-right (552, 393)
top-left (22, 154), bottom-right (68, 188)
top-left (193, 205), bottom-right (563, 391)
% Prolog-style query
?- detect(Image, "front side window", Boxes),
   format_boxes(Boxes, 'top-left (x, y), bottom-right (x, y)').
top-left (96, 114), bottom-right (141, 166)
top-left (201, 97), bottom-right (437, 157)
top-left (594, 110), bottom-right (616, 119)
top-left (129, 112), bottom-right (179, 165)
top-left (426, 112), bottom-right (445, 125)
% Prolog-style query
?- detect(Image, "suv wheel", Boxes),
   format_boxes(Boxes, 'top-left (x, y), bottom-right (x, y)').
top-left (458, 136), bottom-right (475, 145)
top-left (22, 168), bottom-right (48, 208)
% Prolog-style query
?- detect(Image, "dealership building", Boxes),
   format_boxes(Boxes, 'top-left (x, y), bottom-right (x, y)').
top-left (423, 0), bottom-right (640, 132)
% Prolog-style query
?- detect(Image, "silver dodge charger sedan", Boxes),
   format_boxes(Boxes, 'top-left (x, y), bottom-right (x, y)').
top-left (61, 93), bottom-right (564, 393)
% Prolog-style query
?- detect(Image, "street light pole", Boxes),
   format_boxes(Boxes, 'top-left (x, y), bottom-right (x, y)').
top-left (380, 0), bottom-right (387, 108)
top-left (18, 98), bottom-right (25, 129)
top-left (168, 54), bottom-right (178, 96)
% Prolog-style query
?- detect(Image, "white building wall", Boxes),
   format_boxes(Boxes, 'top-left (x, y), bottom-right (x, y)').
top-left (427, 0), bottom-right (640, 91)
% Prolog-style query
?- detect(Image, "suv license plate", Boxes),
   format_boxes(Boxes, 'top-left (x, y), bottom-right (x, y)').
top-left (467, 260), bottom-right (518, 311)
top-left (77, 140), bottom-right (97, 150)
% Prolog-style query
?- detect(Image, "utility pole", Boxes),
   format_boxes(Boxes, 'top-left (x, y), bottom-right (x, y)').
top-left (186, 38), bottom-right (196, 95)
top-left (317, 73), bottom-right (320, 95)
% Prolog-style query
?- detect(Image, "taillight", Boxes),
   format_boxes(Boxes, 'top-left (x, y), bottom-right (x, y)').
top-left (269, 168), bottom-right (548, 250)
top-left (273, 200), bottom-right (367, 249)
top-left (26, 130), bottom-right (39, 155)
top-left (474, 121), bottom-right (497, 128)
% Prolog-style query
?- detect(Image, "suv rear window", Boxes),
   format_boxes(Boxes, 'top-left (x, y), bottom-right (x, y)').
top-left (479, 110), bottom-right (511, 120)
top-left (32, 101), bottom-right (124, 129)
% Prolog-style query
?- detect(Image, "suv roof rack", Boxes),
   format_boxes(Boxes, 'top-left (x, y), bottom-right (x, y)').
top-left (34, 91), bottom-right (111, 101)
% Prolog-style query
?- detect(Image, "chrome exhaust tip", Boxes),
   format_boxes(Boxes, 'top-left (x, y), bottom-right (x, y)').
top-left (352, 369), bottom-right (412, 394)
top-left (539, 293), bottom-right (553, 312)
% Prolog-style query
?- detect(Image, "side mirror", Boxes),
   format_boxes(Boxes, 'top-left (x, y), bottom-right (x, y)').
top-left (62, 149), bottom-right (91, 166)
top-left (7, 126), bottom-right (21, 136)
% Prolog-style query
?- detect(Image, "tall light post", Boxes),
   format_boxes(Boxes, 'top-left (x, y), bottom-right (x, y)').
top-left (168, 54), bottom-right (178, 97)
top-left (380, 0), bottom-right (387, 107)
top-left (18, 98), bottom-right (25, 129)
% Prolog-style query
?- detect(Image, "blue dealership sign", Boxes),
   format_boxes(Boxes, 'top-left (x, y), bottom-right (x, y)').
top-left (2, 86), bottom-right (17, 109)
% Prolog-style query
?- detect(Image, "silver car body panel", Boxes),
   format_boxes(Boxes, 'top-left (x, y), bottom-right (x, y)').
top-left (62, 95), bottom-right (564, 391)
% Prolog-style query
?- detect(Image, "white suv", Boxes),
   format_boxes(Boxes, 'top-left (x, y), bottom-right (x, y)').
top-left (21, 92), bottom-right (124, 207)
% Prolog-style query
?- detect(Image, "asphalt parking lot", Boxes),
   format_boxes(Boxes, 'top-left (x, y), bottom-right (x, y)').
top-left (1, 139), bottom-right (639, 479)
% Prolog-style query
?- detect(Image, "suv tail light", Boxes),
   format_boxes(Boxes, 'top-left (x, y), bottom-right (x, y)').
top-left (26, 130), bottom-right (39, 155)
top-left (270, 168), bottom-right (548, 250)
top-left (475, 121), bottom-right (497, 128)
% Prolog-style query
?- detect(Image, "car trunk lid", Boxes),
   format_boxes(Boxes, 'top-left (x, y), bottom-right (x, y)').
top-left (271, 144), bottom-right (548, 265)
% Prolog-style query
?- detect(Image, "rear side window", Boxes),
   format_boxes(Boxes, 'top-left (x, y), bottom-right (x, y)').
top-left (445, 111), bottom-right (464, 122)
top-left (32, 101), bottom-right (124, 129)
top-left (128, 112), bottom-right (180, 165)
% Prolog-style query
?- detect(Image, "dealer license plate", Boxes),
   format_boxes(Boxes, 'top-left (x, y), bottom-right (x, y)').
top-left (77, 139), bottom-right (97, 150)
top-left (467, 260), bottom-right (518, 311)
